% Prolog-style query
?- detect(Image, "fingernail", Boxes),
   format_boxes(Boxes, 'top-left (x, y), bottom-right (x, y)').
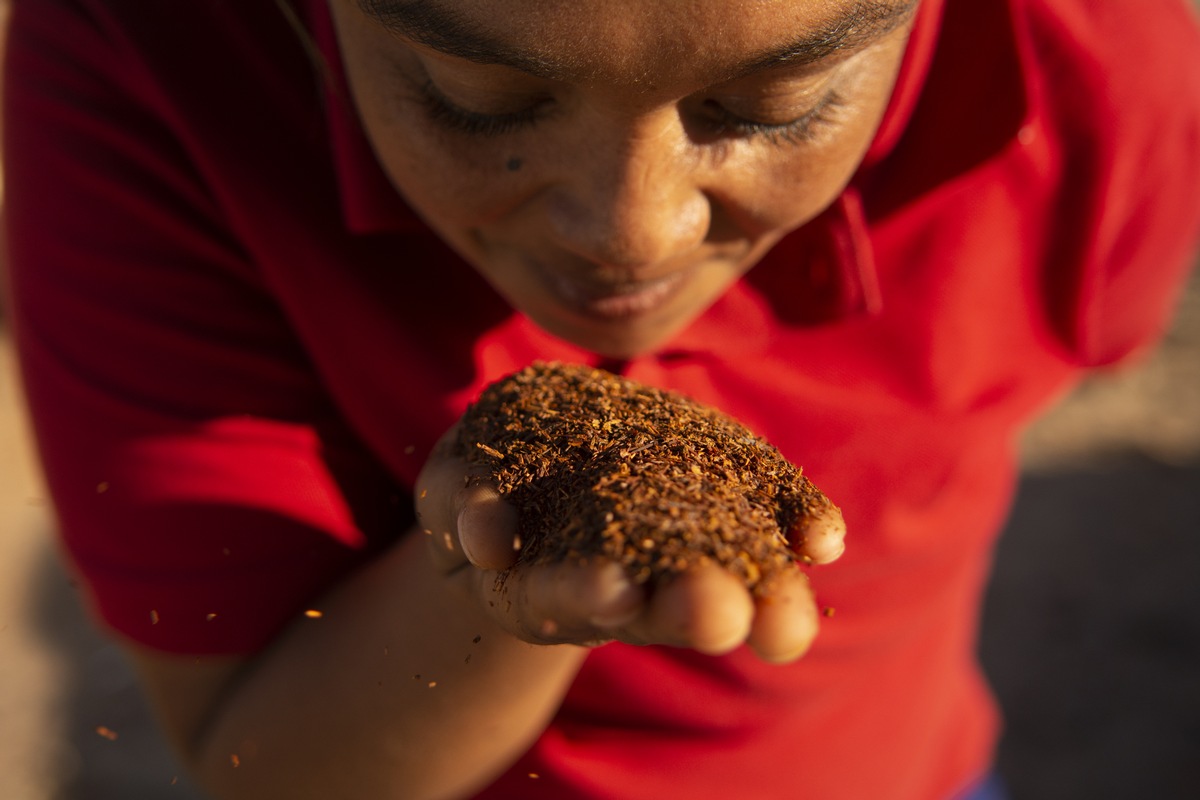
top-left (821, 540), bottom-right (846, 563)
top-left (588, 564), bottom-right (642, 628)
top-left (588, 606), bottom-right (641, 629)
top-left (456, 507), bottom-right (479, 564)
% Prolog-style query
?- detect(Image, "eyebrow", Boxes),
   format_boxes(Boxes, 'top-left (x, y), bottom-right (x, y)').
top-left (355, 0), bottom-right (920, 82)
top-left (732, 1), bottom-right (920, 78)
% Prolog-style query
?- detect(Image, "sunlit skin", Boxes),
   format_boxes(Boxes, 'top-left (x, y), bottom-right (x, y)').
top-left (330, 0), bottom-right (918, 358)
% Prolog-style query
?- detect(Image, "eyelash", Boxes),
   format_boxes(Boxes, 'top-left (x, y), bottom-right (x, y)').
top-left (417, 79), bottom-right (549, 137)
top-left (705, 92), bottom-right (845, 147)
top-left (415, 79), bottom-right (843, 147)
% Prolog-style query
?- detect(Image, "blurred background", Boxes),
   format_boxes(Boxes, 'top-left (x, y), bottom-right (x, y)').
top-left (982, 272), bottom-right (1200, 799)
top-left (1, 1), bottom-right (1199, 797)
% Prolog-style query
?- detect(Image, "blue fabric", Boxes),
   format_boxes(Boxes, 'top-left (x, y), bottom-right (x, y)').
top-left (959, 773), bottom-right (1009, 800)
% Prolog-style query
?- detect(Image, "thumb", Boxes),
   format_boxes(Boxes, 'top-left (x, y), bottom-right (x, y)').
top-left (457, 480), bottom-right (521, 570)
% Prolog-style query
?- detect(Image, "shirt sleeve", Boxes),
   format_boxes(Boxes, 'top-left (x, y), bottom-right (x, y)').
top-left (3, 1), bottom-right (407, 655)
top-left (1034, 0), bottom-right (1200, 367)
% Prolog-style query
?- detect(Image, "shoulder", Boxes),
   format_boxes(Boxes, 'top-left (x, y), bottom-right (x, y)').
top-left (1011, 0), bottom-right (1200, 217)
top-left (4, 0), bottom-right (330, 225)
top-left (1012, 0), bottom-right (1200, 365)
top-left (1016, 0), bottom-right (1200, 140)
top-left (1017, 0), bottom-right (1200, 64)
top-left (6, 0), bottom-right (312, 87)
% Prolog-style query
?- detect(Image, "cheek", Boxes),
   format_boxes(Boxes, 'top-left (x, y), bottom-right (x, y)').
top-left (716, 140), bottom-right (864, 237)
top-left (340, 58), bottom-right (525, 226)
top-left (365, 113), bottom-right (512, 226)
top-left (720, 87), bottom-right (895, 232)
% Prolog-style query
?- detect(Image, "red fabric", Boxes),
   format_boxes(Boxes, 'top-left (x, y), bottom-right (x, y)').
top-left (4, 0), bottom-right (1200, 799)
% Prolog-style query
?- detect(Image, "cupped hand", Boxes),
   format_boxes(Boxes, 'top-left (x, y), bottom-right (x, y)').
top-left (415, 426), bottom-right (840, 664)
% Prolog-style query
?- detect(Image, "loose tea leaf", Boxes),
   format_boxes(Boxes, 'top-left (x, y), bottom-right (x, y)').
top-left (455, 362), bottom-right (843, 593)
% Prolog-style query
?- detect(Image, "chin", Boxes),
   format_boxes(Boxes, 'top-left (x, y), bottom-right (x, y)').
top-left (537, 314), bottom-right (686, 361)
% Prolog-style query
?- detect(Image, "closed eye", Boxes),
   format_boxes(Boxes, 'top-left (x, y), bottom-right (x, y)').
top-left (415, 78), bottom-right (554, 136)
top-left (412, 73), bottom-right (843, 148)
top-left (701, 91), bottom-right (845, 147)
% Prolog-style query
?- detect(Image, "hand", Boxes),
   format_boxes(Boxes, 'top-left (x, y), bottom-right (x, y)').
top-left (415, 425), bottom-right (844, 663)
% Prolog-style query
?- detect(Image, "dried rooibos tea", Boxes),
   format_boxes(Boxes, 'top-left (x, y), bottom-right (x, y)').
top-left (455, 362), bottom-right (843, 592)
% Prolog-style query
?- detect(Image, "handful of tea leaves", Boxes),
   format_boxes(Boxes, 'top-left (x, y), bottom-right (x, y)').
top-left (455, 362), bottom-right (843, 592)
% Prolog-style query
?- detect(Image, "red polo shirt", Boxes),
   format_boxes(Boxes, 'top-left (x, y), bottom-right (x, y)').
top-left (5, 1), bottom-right (1200, 798)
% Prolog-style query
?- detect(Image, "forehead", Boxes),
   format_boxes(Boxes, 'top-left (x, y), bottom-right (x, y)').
top-left (357, 0), bottom-right (919, 87)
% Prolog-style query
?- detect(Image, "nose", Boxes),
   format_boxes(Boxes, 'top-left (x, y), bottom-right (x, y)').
top-left (546, 110), bottom-right (711, 271)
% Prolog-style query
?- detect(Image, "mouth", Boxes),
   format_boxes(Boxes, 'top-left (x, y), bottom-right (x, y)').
top-left (543, 268), bottom-right (687, 321)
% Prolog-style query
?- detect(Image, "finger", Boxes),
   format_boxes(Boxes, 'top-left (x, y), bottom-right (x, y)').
top-left (485, 559), bottom-right (645, 645)
top-left (414, 425), bottom-right (517, 574)
top-left (457, 482), bottom-right (520, 570)
top-left (793, 505), bottom-right (847, 565)
top-left (414, 443), bottom-right (468, 573)
top-left (624, 561), bottom-right (754, 656)
top-left (746, 568), bottom-right (820, 664)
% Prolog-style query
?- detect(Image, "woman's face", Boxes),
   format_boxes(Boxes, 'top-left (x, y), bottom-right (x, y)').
top-left (329, 0), bottom-right (918, 358)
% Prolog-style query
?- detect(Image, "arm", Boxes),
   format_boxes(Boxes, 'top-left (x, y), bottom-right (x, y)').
top-left (129, 429), bottom-right (840, 800)
top-left (128, 525), bottom-right (586, 800)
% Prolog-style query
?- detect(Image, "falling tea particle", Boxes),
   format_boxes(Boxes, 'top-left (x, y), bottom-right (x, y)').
top-left (149, 609), bottom-right (160, 625)
top-left (230, 754), bottom-right (240, 768)
top-left (95, 726), bottom-right (118, 741)
top-left (304, 609), bottom-right (324, 619)
top-left (96, 482), bottom-right (109, 494)
top-left (205, 613), bottom-right (218, 622)
top-left (823, 607), bottom-right (836, 618)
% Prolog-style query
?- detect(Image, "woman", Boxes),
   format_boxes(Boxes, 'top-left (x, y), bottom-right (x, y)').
top-left (4, 1), bottom-right (1199, 798)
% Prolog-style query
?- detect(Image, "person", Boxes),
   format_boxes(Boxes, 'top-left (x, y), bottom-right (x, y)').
top-left (4, 0), bottom-right (1199, 798)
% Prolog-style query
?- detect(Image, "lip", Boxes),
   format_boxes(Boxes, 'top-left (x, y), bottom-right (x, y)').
top-left (544, 268), bottom-right (688, 320)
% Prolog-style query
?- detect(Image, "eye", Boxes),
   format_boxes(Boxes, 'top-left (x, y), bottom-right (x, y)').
top-left (416, 78), bottom-right (552, 137)
top-left (702, 91), bottom-right (844, 147)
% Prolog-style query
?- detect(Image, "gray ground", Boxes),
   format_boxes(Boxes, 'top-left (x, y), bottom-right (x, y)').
top-left (980, 270), bottom-right (1200, 800)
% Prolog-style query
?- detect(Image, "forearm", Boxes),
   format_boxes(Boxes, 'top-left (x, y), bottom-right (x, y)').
top-left (183, 530), bottom-right (587, 800)
top-left (129, 416), bottom-right (839, 799)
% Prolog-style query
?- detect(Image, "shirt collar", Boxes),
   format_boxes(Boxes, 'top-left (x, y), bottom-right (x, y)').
top-left (861, 0), bottom-right (946, 169)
